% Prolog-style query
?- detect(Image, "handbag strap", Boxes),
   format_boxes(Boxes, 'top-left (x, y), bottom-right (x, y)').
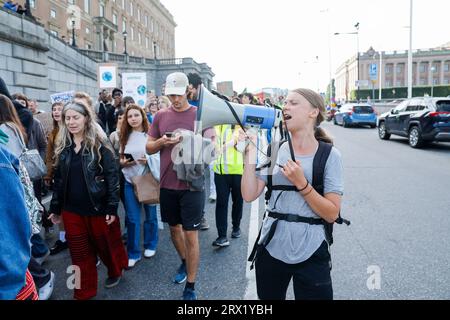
top-left (5, 122), bottom-right (27, 152)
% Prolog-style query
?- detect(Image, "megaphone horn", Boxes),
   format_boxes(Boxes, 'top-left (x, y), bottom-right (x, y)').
top-left (195, 85), bottom-right (282, 132)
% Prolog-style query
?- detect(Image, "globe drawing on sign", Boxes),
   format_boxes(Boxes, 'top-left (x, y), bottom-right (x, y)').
top-left (137, 85), bottom-right (147, 96)
top-left (138, 100), bottom-right (145, 107)
top-left (102, 72), bottom-right (113, 82)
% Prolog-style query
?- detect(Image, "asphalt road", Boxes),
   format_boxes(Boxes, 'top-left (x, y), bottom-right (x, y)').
top-left (42, 121), bottom-right (450, 300)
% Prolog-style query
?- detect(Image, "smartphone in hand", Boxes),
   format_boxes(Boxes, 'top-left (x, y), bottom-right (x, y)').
top-left (165, 132), bottom-right (173, 138)
top-left (123, 153), bottom-right (135, 161)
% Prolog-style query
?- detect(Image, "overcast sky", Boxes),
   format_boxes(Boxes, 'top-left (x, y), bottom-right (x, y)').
top-left (160, 0), bottom-right (450, 93)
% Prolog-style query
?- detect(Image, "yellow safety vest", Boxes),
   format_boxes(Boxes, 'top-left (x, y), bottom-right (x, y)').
top-left (213, 125), bottom-right (244, 175)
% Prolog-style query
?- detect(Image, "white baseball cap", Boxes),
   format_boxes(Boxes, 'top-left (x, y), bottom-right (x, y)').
top-left (165, 72), bottom-right (188, 96)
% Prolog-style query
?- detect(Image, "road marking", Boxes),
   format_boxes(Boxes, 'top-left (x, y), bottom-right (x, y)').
top-left (244, 198), bottom-right (260, 300)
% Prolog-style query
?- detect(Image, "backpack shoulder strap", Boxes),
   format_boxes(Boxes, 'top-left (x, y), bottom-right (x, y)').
top-left (312, 141), bottom-right (332, 196)
top-left (265, 140), bottom-right (287, 202)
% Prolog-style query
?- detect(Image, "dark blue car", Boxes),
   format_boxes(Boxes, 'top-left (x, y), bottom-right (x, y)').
top-left (334, 104), bottom-right (377, 128)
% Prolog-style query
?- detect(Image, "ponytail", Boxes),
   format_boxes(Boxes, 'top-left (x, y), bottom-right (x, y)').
top-left (315, 126), bottom-right (333, 145)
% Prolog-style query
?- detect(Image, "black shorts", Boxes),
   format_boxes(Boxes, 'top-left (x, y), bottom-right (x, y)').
top-left (160, 188), bottom-right (205, 231)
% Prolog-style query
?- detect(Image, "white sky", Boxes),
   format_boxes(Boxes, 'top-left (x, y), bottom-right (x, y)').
top-left (160, 0), bottom-right (450, 93)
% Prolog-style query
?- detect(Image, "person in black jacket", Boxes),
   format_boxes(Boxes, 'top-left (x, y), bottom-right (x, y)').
top-left (0, 76), bottom-right (33, 134)
top-left (48, 101), bottom-right (127, 300)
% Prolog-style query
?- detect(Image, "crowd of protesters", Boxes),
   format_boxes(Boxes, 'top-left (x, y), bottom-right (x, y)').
top-left (0, 69), bottom-right (342, 301)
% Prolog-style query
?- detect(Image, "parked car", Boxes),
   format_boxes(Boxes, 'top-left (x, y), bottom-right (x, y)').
top-left (326, 104), bottom-right (341, 121)
top-left (377, 97), bottom-right (450, 148)
top-left (333, 103), bottom-right (377, 128)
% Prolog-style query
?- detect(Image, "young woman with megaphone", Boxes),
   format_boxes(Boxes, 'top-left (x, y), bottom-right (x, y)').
top-left (241, 88), bottom-right (344, 300)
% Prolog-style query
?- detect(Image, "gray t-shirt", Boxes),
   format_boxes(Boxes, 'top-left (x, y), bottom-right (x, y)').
top-left (256, 142), bottom-right (344, 264)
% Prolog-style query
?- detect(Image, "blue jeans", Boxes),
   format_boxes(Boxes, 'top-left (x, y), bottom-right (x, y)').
top-left (31, 233), bottom-right (49, 258)
top-left (124, 181), bottom-right (158, 259)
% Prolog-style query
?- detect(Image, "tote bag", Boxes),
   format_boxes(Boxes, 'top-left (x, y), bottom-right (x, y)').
top-left (131, 165), bottom-right (160, 204)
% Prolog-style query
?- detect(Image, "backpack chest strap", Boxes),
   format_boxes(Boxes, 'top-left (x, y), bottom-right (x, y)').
top-left (267, 211), bottom-right (324, 225)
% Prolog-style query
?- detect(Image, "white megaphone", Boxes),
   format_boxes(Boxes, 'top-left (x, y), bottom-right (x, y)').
top-left (194, 84), bottom-right (283, 133)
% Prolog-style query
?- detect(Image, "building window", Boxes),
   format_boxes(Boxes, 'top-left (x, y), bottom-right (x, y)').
top-left (433, 78), bottom-right (439, 85)
top-left (130, 1), bottom-right (133, 16)
top-left (420, 78), bottom-right (426, 85)
top-left (113, 14), bottom-right (118, 25)
top-left (50, 30), bottom-right (58, 37)
top-left (396, 64), bottom-right (403, 74)
top-left (385, 65), bottom-right (392, 74)
top-left (145, 37), bottom-right (149, 49)
top-left (99, 3), bottom-right (105, 17)
top-left (444, 78), bottom-right (449, 85)
top-left (432, 65), bottom-right (438, 73)
top-left (86, 27), bottom-right (90, 34)
top-left (444, 63), bottom-right (450, 72)
top-left (150, 19), bottom-right (154, 33)
top-left (420, 64), bottom-right (426, 73)
top-left (138, 33), bottom-right (141, 45)
top-left (122, 0), bottom-right (125, 9)
top-left (145, 15), bottom-right (148, 27)
top-left (122, 19), bottom-right (126, 32)
top-left (396, 80), bottom-right (403, 87)
top-left (137, 8), bottom-right (141, 22)
top-left (85, 43), bottom-right (92, 50)
top-left (84, 0), bottom-right (90, 14)
top-left (30, 0), bottom-right (36, 8)
top-left (68, 0), bottom-right (75, 4)
top-left (50, 9), bottom-right (56, 18)
top-left (131, 27), bottom-right (134, 41)
top-left (385, 80), bottom-right (391, 87)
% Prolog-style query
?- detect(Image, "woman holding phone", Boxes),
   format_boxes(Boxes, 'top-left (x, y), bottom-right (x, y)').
top-left (120, 104), bottom-right (159, 268)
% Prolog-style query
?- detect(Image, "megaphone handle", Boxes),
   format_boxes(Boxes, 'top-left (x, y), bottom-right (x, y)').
top-left (284, 121), bottom-right (296, 162)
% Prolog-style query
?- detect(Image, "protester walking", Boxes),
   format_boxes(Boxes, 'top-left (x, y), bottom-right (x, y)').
top-left (48, 101), bottom-right (127, 300)
top-left (120, 104), bottom-right (159, 268)
top-left (241, 88), bottom-right (344, 300)
top-left (147, 72), bottom-right (204, 300)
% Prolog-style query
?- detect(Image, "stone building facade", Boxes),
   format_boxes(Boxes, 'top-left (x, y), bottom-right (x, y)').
top-left (335, 44), bottom-right (450, 101)
top-left (1, 0), bottom-right (176, 59)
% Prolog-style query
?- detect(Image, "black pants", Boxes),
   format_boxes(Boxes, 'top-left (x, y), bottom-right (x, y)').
top-left (214, 174), bottom-right (243, 238)
top-left (28, 257), bottom-right (51, 289)
top-left (255, 241), bottom-right (333, 300)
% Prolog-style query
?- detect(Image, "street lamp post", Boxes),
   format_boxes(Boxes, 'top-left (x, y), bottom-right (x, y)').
top-left (320, 8), bottom-right (333, 103)
top-left (408, 0), bottom-right (414, 98)
top-left (71, 18), bottom-right (77, 48)
top-left (122, 31), bottom-right (128, 55)
top-left (430, 66), bottom-right (436, 97)
top-left (25, 0), bottom-right (33, 19)
top-left (334, 22), bottom-right (360, 101)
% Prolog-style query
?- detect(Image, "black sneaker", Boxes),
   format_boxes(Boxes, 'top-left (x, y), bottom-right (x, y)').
top-left (50, 240), bottom-right (68, 255)
top-left (212, 237), bottom-right (230, 247)
top-left (105, 276), bottom-right (121, 288)
top-left (231, 228), bottom-right (241, 238)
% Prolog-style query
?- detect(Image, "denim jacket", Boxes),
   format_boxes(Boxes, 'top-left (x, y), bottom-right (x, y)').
top-left (0, 145), bottom-right (31, 299)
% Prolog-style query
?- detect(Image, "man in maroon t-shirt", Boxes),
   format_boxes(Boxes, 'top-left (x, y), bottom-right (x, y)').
top-left (146, 72), bottom-right (203, 301)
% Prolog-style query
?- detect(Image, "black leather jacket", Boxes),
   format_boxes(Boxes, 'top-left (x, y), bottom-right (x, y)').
top-left (50, 142), bottom-right (120, 216)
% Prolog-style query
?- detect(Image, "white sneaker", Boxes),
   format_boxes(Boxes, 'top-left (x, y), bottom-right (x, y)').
top-left (127, 258), bottom-right (141, 269)
top-left (144, 249), bottom-right (156, 258)
top-left (208, 193), bottom-right (217, 202)
top-left (38, 271), bottom-right (55, 300)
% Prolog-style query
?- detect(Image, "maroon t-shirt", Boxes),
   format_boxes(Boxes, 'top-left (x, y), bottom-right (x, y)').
top-left (149, 106), bottom-right (197, 190)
